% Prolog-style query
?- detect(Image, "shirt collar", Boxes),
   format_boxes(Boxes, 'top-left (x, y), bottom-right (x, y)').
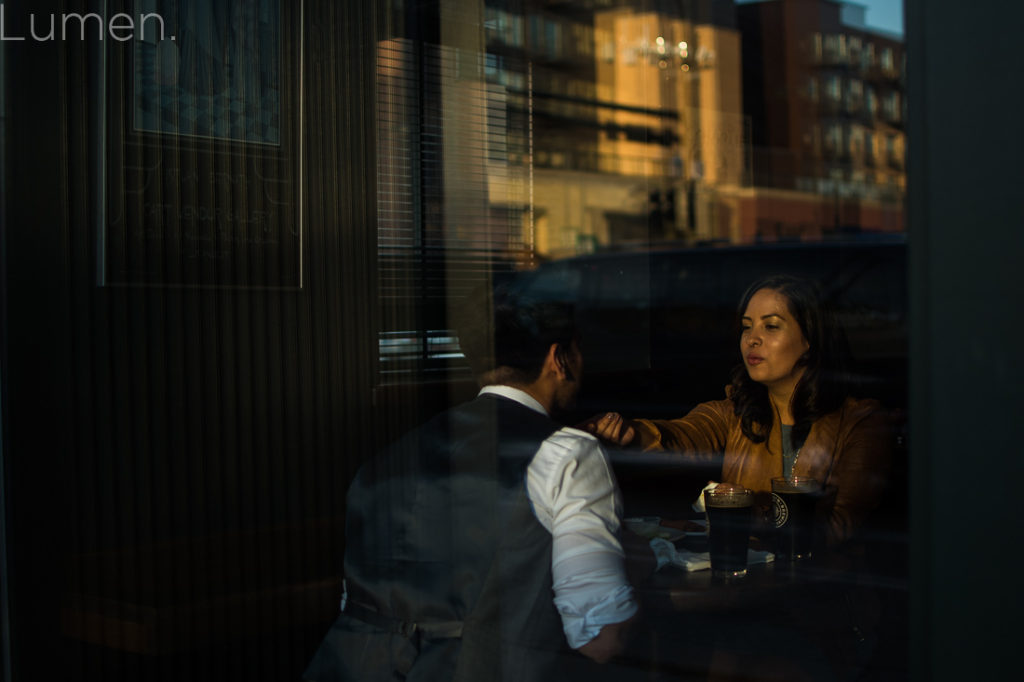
top-left (477, 385), bottom-right (549, 416)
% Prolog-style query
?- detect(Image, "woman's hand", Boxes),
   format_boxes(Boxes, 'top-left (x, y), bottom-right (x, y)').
top-left (579, 412), bottom-right (637, 446)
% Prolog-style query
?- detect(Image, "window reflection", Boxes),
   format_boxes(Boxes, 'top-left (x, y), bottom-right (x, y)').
top-left (376, 0), bottom-right (906, 385)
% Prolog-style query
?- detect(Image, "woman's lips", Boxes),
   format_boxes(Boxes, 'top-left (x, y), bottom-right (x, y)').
top-left (746, 354), bottom-right (764, 365)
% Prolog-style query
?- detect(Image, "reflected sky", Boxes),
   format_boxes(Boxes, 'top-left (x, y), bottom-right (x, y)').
top-left (852, 0), bottom-right (904, 35)
top-left (737, 0), bottom-right (904, 36)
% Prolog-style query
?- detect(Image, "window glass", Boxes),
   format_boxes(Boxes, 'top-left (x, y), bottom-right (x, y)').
top-left (376, 0), bottom-right (907, 394)
top-left (372, 24), bottom-right (909, 672)
top-left (0, 2), bottom-right (916, 681)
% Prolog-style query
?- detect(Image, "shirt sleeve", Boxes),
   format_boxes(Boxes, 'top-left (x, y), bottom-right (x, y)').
top-left (526, 426), bottom-right (638, 650)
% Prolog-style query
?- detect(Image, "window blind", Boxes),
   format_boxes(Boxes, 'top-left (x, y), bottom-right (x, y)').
top-left (376, 37), bottom-right (534, 381)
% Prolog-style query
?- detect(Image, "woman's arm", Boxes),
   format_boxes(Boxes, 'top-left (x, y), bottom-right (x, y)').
top-left (631, 400), bottom-right (733, 458)
top-left (823, 405), bottom-right (896, 547)
top-left (581, 400), bottom-right (733, 462)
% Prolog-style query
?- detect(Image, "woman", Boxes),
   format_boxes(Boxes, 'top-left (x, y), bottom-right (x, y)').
top-left (585, 274), bottom-right (893, 547)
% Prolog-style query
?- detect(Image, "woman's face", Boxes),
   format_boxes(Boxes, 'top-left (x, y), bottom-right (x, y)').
top-left (739, 288), bottom-right (810, 397)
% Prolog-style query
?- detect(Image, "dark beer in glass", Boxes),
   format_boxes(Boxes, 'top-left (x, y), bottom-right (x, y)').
top-left (771, 477), bottom-right (820, 560)
top-left (704, 486), bottom-right (754, 579)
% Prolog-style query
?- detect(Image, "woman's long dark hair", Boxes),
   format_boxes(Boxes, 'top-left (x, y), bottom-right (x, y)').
top-left (729, 275), bottom-right (853, 450)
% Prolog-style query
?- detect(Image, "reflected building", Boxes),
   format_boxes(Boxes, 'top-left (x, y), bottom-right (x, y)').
top-left (374, 0), bottom-right (906, 374)
top-left (475, 0), bottom-right (905, 254)
top-left (483, 0), bottom-right (749, 258)
top-left (736, 0), bottom-right (906, 241)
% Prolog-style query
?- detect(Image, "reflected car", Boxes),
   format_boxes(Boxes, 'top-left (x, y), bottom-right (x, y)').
top-left (504, 237), bottom-right (907, 421)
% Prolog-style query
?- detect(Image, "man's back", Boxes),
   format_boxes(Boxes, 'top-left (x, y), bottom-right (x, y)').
top-left (305, 394), bottom-right (568, 681)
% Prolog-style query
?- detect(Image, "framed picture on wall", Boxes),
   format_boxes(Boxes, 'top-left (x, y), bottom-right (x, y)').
top-left (95, 0), bottom-right (304, 288)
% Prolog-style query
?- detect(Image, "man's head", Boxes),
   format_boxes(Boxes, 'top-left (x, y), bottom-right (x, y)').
top-left (457, 286), bottom-right (582, 411)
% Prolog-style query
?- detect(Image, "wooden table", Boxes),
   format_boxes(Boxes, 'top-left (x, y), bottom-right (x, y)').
top-left (618, 518), bottom-right (909, 681)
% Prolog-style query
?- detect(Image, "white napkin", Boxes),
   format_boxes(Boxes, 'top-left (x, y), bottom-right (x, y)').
top-left (649, 537), bottom-right (775, 572)
top-left (691, 481), bottom-right (720, 513)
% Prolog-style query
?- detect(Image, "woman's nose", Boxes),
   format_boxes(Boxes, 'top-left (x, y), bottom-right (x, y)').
top-left (746, 332), bottom-right (761, 347)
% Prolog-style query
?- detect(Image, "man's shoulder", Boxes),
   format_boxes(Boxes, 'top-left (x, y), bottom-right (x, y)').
top-left (551, 424), bottom-right (601, 444)
top-left (540, 425), bottom-right (604, 460)
top-left (529, 426), bottom-right (612, 490)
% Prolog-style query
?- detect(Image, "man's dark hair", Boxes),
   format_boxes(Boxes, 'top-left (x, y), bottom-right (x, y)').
top-left (457, 285), bottom-right (577, 387)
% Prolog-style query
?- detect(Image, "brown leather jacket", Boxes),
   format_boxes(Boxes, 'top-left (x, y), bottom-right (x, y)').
top-left (633, 396), bottom-right (894, 546)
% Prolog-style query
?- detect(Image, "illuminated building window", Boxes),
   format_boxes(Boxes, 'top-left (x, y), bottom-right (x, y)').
top-left (849, 36), bottom-right (862, 63)
top-left (573, 24), bottom-right (594, 56)
top-left (597, 27), bottom-right (614, 62)
top-left (485, 8), bottom-right (523, 47)
top-left (824, 34), bottom-right (840, 61)
top-left (883, 92), bottom-right (901, 122)
top-left (847, 79), bottom-right (863, 110)
top-left (850, 126), bottom-right (864, 157)
top-left (823, 34), bottom-right (848, 62)
top-left (825, 122), bottom-right (843, 154)
top-left (825, 74), bottom-right (842, 102)
top-left (623, 44), bottom-right (637, 66)
top-left (881, 46), bottom-right (895, 72)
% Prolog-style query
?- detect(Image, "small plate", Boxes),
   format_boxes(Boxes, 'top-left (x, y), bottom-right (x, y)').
top-left (624, 517), bottom-right (687, 542)
top-left (657, 517), bottom-right (708, 536)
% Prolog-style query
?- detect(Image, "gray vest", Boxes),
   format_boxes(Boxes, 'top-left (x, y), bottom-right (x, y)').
top-left (305, 394), bottom-right (569, 681)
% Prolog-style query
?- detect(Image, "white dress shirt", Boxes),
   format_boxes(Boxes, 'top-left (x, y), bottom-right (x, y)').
top-left (478, 385), bottom-right (638, 649)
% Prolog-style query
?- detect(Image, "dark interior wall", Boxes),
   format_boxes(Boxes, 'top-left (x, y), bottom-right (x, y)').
top-left (2, 1), bottom-right (379, 679)
top-left (906, 1), bottom-right (1024, 680)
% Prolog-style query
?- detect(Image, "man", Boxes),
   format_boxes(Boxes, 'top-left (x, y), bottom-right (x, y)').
top-left (304, 292), bottom-right (638, 681)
